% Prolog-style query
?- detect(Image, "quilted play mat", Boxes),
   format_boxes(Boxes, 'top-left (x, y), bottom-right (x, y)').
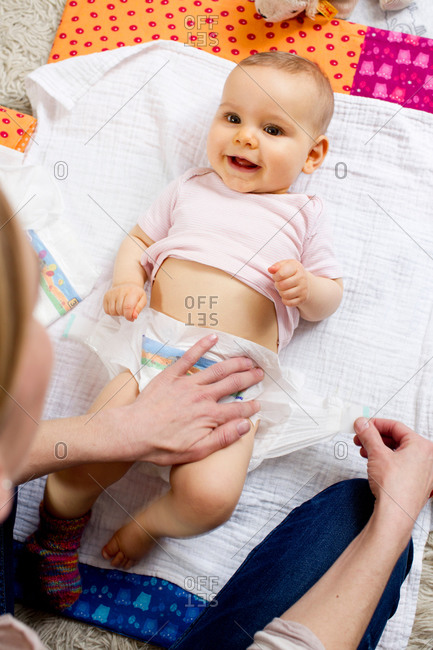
top-left (1, 1), bottom-right (432, 649)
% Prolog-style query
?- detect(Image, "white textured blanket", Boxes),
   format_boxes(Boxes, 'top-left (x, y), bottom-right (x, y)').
top-left (12, 41), bottom-right (433, 649)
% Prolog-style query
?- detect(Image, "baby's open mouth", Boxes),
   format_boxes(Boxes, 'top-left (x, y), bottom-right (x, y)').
top-left (229, 156), bottom-right (260, 170)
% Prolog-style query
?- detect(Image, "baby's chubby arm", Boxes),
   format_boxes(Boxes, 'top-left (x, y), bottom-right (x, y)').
top-left (104, 224), bottom-right (155, 321)
top-left (268, 260), bottom-right (343, 322)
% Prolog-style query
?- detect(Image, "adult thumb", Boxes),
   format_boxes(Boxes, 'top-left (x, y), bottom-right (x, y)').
top-left (354, 417), bottom-right (384, 456)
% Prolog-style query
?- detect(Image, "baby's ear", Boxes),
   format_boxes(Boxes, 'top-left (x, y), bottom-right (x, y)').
top-left (302, 135), bottom-right (329, 175)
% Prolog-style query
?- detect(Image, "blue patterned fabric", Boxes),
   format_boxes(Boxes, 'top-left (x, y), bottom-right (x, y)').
top-left (14, 541), bottom-right (204, 647)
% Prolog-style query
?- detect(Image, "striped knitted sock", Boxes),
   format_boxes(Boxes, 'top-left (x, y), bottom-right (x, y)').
top-left (24, 501), bottom-right (91, 611)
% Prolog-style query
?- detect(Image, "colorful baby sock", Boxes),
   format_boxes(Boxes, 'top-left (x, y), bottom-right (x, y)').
top-left (24, 501), bottom-right (91, 611)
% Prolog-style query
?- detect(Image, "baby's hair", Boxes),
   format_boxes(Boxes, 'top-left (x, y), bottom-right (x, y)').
top-left (238, 51), bottom-right (334, 135)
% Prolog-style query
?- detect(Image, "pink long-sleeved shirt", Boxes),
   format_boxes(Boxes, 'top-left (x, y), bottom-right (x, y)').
top-left (138, 168), bottom-right (341, 349)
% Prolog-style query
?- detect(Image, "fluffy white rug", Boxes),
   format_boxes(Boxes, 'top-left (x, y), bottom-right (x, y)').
top-left (14, 604), bottom-right (154, 649)
top-left (0, 0), bottom-right (65, 114)
top-left (1, 1), bottom-right (432, 648)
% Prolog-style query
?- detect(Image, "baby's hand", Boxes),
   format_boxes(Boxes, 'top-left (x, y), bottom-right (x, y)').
top-left (103, 283), bottom-right (147, 321)
top-left (268, 260), bottom-right (310, 307)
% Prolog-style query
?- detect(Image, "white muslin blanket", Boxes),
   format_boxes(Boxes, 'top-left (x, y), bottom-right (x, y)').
top-left (12, 41), bottom-right (433, 649)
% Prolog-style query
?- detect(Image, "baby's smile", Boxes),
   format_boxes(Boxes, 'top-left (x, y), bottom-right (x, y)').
top-left (228, 155), bottom-right (261, 172)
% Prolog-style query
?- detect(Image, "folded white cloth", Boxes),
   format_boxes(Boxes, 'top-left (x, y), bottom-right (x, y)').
top-left (0, 164), bottom-right (99, 326)
top-left (12, 41), bottom-right (433, 650)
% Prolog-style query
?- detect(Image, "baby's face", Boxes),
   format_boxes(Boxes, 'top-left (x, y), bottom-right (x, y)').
top-left (207, 65), bottom-right (323, 194)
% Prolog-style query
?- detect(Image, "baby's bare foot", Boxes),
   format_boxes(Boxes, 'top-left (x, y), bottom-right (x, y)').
top-left (101, 520), bottom-right (156, 569)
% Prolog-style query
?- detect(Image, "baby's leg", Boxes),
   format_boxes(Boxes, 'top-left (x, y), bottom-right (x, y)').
top-left (102, 421), bottom-right (258, 569)
top-left (25, 371), bottom-right (139, 610)
top-left (44, 370), bottom-right (139, 519)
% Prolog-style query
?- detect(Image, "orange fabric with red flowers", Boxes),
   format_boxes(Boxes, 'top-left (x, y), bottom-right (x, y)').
top-left (49, 0), bottom-right (366, 95)
top-left (0, 107), bottom-right (37, 151)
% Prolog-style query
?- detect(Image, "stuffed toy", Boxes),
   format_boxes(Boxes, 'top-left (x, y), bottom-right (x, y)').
top-left (379, 0), bottom-right (413, 9)
top-left (255, 0), bottom-right (413, 22)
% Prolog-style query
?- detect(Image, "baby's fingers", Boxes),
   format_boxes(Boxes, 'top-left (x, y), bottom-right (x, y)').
top-left (123, 289), bottom-right (146, 321)
top-left (134, 292), bottom-right (147, 319)
top-left (274, 276), bottom-right (298, 293)
top-left (104, 289), bottom-right (121, 316)
top-left (268, 260), bottom-right (297, 282)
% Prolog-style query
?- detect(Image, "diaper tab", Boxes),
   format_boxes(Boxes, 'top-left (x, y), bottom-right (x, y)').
top-left (333, 400), bottom-right (370, 433)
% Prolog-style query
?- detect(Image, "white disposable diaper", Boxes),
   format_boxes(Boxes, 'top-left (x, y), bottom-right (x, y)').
top-left (0, 164), bottom-right (99, 326)
top-left (65, 307), bottom-right (365, 472)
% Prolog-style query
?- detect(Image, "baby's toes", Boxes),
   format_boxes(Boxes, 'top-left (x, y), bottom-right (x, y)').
top-left (111, 550), bottom-right (127, 568)
top-left (101, 534), bottom-right (121, 560)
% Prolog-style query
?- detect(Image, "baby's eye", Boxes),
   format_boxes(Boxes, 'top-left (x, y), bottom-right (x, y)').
top-left (264, 125), bottom-right (282, 136)
top-left (225, 113), bottom-right (241, 124)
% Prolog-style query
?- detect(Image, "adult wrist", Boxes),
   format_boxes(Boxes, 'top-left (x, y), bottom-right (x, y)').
top-left (370, 501), bottom-right (415, 550)
top-left (99, 403), bottom-right (152, 463)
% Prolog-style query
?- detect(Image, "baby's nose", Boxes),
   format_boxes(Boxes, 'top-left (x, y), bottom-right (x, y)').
top-left (234, 126), bottom-right (259, 148)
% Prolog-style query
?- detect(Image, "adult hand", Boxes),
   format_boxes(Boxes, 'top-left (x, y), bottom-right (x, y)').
top-left (353, 417), bottom-right (433, 523)
top-left (113, 332), bottom-right (263, 466)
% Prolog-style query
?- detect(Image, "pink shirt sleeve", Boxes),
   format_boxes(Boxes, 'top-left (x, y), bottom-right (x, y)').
top-left (137, 175), bottom-right (181, 242)
top-left (301, 200), bottom-right (342, 279)
top-left (0, 615), bottom-right (46, 650)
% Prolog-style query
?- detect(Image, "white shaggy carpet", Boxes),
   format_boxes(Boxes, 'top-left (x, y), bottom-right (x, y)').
top-left (1, 1), bottom-right (433, 648)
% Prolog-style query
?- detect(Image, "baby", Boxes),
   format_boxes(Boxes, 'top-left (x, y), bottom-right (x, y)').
top-left (26, 51), bottom-right (343, 611)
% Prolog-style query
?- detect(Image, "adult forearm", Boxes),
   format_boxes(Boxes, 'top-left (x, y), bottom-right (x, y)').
top-left (298, 275), bottom-right (343, 322)
top-left (281, 508), bottom-right (413, 649)
top-left (16, 408), bottom-right (140, 484)
top-left (16, 346), bottom-right (263, 484)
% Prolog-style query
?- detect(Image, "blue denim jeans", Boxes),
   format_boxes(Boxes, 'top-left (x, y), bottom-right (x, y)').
top-left (0, 490), bottom-right (17, 615)
top-left (171, 479), bottom-right (413, 650)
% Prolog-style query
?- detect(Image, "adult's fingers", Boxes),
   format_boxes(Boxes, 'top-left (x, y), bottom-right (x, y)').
top-left (178, 418), bottom-right (256, 463)
top-left (165, 334), bottom-right (220, 377)
top-left (212, 399), bottom-right (261, 424)
top-left (353, 433), bottom-right (396, 450)
top-left (367, 418), bottom-right (415, 445)
top-left (196, 355), bottom-right (257, 385)
top-left (355, 418), bottom-right (416, 450)
top-left (165, 334), bottom-right (259, 382)
top-left (353, 418), bottom-right (388, 456)
top-left (204, 367), bottom-right (264, 402)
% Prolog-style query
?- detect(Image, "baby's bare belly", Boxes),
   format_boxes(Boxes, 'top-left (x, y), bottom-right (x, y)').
top-left (150, 258), bottom-right (278, 352)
